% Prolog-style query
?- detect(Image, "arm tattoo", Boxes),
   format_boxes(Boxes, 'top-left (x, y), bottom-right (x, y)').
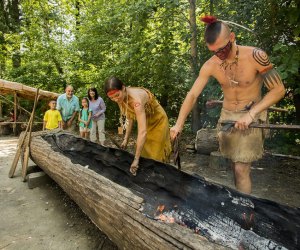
top-left (262, 68), bottom-right (283, 90)
top-left (253, 48), bottom-right (270, 66)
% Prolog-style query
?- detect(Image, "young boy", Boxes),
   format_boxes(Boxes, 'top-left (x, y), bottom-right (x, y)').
top-left (43, 100), bottom-right (62, 130)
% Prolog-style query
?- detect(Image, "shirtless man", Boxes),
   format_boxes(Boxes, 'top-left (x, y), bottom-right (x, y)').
top-left (170, 17), bottom-right (285, 194)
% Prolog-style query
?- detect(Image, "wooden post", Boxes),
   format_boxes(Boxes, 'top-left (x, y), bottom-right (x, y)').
top-left (9, 115), bottom-right (33, 178)
top-left (13, 91), bottom-right (17, 135)
top-left (0, 100), bottom-right (2, 117)
top-left (9, 89), bottom-right (39, 178)
top-left (22, 89), bottom-right (39, 181)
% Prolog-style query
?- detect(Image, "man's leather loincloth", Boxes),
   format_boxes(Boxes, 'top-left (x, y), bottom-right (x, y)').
top-left (217, 108), bottom-right (268, 163)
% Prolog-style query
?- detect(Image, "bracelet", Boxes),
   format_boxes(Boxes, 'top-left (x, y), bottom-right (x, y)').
top-left (134, 156), bottom-right (139, 160)
top-left (248, 111), bottom-right (255, 121)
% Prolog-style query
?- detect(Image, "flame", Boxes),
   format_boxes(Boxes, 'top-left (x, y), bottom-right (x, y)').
top-left (155, 204), bottom-right (175, 223)
top-left (156, 205), bottom-right (165, 213)
top-left (154, 204), bottom-right (203, 234)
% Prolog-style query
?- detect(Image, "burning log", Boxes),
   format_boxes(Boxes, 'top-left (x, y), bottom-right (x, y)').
top-left (27, 130), bottom-right (299, 250)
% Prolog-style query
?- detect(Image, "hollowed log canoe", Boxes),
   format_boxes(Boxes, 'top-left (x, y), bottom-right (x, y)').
top-left (27, 130), bottom-right (300, 250)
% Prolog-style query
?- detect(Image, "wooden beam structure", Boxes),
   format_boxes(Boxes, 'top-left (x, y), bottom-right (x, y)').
top-left (0, 79), bottom-right (59, 100)
top-left (0, 79), bottom-right (59, 134)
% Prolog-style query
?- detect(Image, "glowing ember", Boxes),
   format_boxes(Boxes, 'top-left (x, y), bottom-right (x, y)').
top-left (155, 204), bottom-right (176, 223)
top-left (156, 205), bottom-right (165, 213)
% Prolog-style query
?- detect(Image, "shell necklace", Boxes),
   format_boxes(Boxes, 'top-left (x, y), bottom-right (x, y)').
top-left (119, 89), bottom-right (129, 131)
top-left (220, 45), bottom-right (239, 87)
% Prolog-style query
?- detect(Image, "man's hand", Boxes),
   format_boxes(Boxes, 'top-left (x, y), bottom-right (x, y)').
top-left (62, 121), bottom-right (66, 129)
top-left (234, 112), bottom-right (254, 130)
top-left (130, 157), bottom-right (139, 176)
top-left (67, 119), bottom-right (72, 128)
top-left (170, 125), bottom-right (182, 141)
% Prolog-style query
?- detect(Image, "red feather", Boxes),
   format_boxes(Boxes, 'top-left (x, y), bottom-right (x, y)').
top-left (200, 15), bottom-right (218, 24)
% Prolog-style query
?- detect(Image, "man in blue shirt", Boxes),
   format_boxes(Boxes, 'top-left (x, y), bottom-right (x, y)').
top-left (57, 85), bottom-right (80, 133)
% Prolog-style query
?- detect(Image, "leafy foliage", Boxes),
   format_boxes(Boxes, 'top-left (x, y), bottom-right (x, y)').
top-left (0, 0), bottom-right (299, 151)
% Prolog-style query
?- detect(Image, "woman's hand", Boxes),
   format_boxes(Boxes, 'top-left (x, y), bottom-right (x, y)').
top-left (130, 157), bottom-right (139, 176)
top-left (93, 112), bottom-right (100, 119)
top-left (121, 138), bottom-right (128, 149)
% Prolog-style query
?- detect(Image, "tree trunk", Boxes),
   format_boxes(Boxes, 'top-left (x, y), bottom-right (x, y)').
top-left (10, 0), bottom-right (21, 68)
top-left (210, 0), bottom-right (214, 15)
top-left (0, 0), bottom-right (8, 76)
top-left (195, 128), bottom-right (219, 154)
top-left (75, 0), bottom-right (80, 32)
top-left (294, 93), bottom-right (300, 123)
top-left (189, 0), bottom-right (201, 133)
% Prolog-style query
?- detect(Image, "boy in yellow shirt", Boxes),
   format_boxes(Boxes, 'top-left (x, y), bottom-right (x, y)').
top-left (43, 100), bottom-right (62, 130)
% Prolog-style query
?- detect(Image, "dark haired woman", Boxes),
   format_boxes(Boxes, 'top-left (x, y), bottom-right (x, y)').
top-left (87, 87), bottom-right (106, 145)
top-left (104, 76), bottom-right (171, 176)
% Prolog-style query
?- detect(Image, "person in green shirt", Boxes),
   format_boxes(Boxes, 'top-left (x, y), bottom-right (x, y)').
top-left (78, 97), bottom-right (92, 139)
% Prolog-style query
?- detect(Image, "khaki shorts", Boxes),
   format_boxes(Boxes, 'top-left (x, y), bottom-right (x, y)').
top-left (79, 127), bottom-right (90, 133)
top-left (217, 109), bottom-right (268, 163)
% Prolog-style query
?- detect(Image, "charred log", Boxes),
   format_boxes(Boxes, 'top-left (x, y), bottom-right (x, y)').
top-left (29, 130), bottom-right (300, 250)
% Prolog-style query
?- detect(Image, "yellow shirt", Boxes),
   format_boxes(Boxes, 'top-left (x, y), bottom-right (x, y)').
top-left (44, 110), bottom-right (62, 130)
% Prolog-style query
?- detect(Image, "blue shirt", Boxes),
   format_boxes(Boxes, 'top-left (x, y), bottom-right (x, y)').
top-left (56, 93), bottom-right (80, 121)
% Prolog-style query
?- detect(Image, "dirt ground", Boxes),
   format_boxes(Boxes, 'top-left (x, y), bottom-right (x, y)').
top-left (0, 136), bottom-right (117, 250)
top-left (1, 133), bottom-right (300, 250)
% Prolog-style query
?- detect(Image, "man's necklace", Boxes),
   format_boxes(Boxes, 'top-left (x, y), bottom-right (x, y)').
top-left (220, 46), bottom-right (239, 87)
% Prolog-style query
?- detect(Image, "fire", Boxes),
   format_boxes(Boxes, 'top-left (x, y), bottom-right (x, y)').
top-left (155, 204), bottom-right (175, 223)
top-left (154, 204), bottom-right (202, 234)
top-left (156, 205), bottom-right (165, 213)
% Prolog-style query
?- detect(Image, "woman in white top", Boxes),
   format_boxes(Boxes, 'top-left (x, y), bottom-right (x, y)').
top-left (87, 87), bottom-right (106, 145)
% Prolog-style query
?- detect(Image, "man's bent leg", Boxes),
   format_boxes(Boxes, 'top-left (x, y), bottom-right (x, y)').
top-left (232, 162), bottom-right (252, 194)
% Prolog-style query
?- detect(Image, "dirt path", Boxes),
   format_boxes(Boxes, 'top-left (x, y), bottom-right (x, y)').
top-left (0, 136), bottom-right (117, 250)
top-left (1, 134), bottom-right (299, 250)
